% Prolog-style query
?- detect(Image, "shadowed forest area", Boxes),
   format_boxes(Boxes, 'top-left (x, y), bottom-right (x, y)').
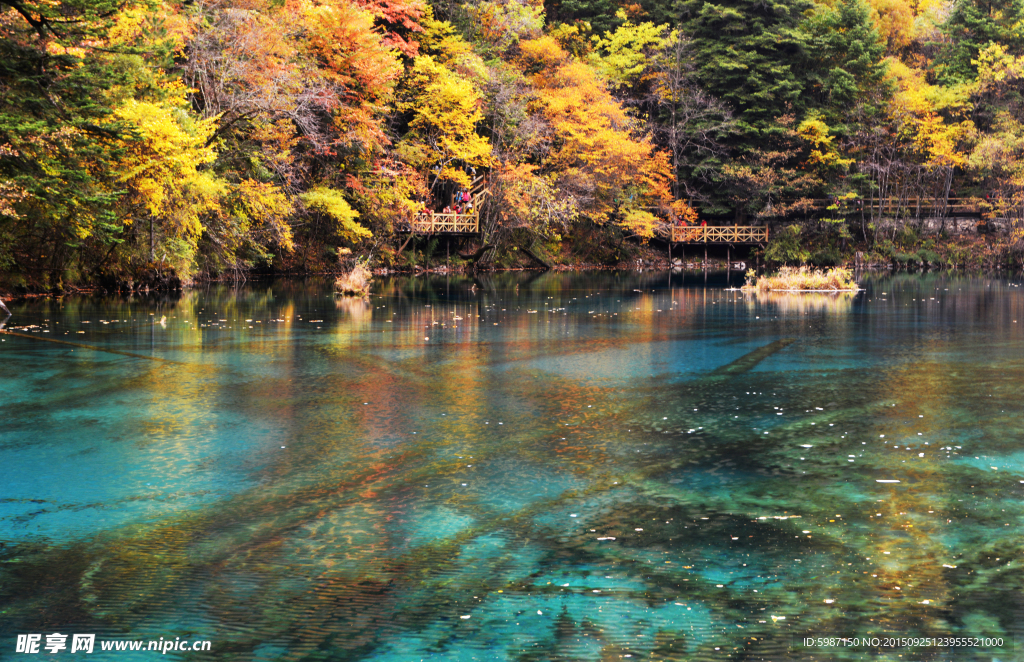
top-left (3, 0), bottom-right (1024, 289)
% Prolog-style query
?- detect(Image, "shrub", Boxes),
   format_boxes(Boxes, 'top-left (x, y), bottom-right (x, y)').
top-left (897, 225), bottom-right (919, 248)
top-left (811, 246), bottom-right (843, 266)
top-left (743, 266), bottom-right (858, 291)
top-left (763, 225), bottom-right (810, 264)
top-left (336, 264), bottom-right (372, 297)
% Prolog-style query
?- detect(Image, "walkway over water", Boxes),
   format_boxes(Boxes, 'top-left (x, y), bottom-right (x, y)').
top-left (399, 212), bottom-right (479, 234)
top-left (670, 225), bottom-right (769, 243)
top-left (398, 174), bottom-right (489, 235)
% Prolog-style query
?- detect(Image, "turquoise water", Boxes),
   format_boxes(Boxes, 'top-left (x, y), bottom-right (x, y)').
top-left (1, 271), bottom-right (1023, 661)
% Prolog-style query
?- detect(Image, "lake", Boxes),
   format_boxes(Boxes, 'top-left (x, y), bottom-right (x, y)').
top-left (1, 271), bottom-right (1022, 660)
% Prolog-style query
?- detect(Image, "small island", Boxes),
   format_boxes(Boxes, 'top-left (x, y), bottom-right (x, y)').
top-left (336, 263), bottom-right (372, 297)
top-left (742, 266), bottom-right (859, 292)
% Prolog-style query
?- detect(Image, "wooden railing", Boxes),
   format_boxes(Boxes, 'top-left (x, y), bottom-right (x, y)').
top-left (670, 226), bottom-right (769, 243)
top-left (399, 213), bottom-right (479, 234)
top-left (678, 197), bottom-right (987, 221)
top-left (809, 197), bottom-right (982, 215)
top-left (396, 175), bottom-right (491, 234)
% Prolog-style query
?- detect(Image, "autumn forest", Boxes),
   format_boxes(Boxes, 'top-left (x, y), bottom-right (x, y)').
top-left (1, 0), bottom-right (1023, 288)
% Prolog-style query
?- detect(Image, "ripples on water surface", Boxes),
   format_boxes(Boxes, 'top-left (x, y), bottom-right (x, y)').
top-left (2, 271), bottom-right (1024, 661)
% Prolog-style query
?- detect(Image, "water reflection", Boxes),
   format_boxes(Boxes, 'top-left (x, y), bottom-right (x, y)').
top-left (745, 290), bottom-right (857, 315)
top-left (1, 271), bottom-right (1022, 660)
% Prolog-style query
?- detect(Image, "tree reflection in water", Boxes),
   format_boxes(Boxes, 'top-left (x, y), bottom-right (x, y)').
top-left (0, 271), bottom-right (1021, 660)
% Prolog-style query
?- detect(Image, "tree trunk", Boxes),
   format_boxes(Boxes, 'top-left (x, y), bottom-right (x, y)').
top-left (398, 233), bottom-right (415, 256)
top-left (518, 242), bottom-right (552, 270)
top-left (460, 243), bottom-right (495, 264)
top-left (939, 167), bottom-right (953, 236)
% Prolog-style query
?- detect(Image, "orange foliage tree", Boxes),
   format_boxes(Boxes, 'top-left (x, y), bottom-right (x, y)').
top-left (514, 36), bottom-right (673, 239)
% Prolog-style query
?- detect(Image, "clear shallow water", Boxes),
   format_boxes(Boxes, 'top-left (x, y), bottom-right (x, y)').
top-left (1, 271), bottom-right (1023, 661)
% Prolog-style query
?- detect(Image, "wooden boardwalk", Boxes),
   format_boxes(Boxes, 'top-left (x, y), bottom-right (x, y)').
top-left (809, 197), bottom-right (982, 216)
top-left (670, 226), bottom-right (769, 243)
top-left (401, 213), bottom-right (479, 234)
top-left (675, 196), bottom-right (985, 223)
top-left (398, 194), bottom-right (983, 239)
top-left (398, 174), bottom-right (490, 235)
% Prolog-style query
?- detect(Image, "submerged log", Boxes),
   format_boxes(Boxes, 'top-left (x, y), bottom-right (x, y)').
top-left (707, 338), bottom-right (797, 379)
top-left (0, 330), bottom-right (181, 363)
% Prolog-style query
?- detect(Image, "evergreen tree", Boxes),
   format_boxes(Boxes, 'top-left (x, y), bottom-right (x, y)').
top-left (543, 0), bottom-right (624, 35)
top-left (676, 0), bottom-right (815, 144)
top-left (803, 0), bottom-right (889, 124)
top-left (0, 0), bottom-right (137, 285)
top-left (936, 0), bottom-right (1024, 84)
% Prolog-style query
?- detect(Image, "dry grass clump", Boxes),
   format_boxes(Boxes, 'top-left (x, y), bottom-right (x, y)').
top-left (743, 266), bottom-right (858, 292)
top-left (335, 263), bottom-right (372, 297)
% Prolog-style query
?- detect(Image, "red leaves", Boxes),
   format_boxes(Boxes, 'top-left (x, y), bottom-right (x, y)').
top-left (351, 0), bottom-right (426, 57)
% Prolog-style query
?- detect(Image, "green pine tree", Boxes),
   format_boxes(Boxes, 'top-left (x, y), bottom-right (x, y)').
top-left (803, 0), bottom-right (889, 125)
top-left (676, 0), bottom-right (815, 144)
top-left (0, 0), bottom-right (175, 287)
top-left (935, 0), bottom-right (1024, 85)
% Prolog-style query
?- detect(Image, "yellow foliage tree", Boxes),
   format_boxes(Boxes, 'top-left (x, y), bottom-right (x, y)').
top-left (299, 187), bottom-right (372, 242)
top-left (399, 55), bottom-right (492, 187)
top-left (111, 98), bottom-right (224, 273)
top-left (588, 9), bottom-right (667, 89)
top-left (885, 59), bottom-right (973, 168)
top-left (517, 38), bottom-right (672, 238)
top-left (973, 42), bottom-right (1024, 97)
top-left (862, 0), bottom-right (914, 52)
top-left (417, 9), bottom-right (490, 82)
top-left (230, 180), bottom-right (295, 252)
top-left (797, 116), bottom-right (855, 172)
